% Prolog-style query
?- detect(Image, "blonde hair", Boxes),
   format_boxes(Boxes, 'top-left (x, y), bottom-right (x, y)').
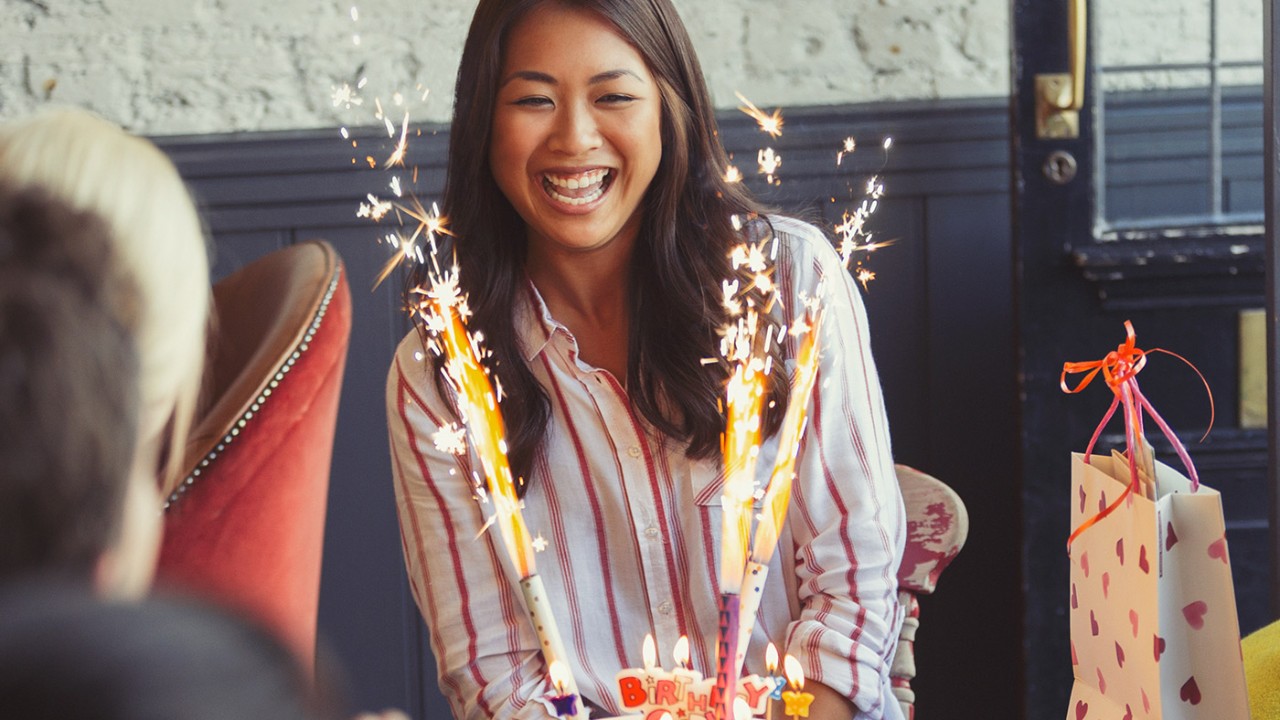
top-left (0, 108), bottom-right (211, 498)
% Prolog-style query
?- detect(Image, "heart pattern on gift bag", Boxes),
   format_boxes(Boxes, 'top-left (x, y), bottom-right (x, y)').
top-left (1180, 676), bottom-right (1201, 705)
top-left (1207, 537), bottom-right (1228, 565)
top-left (1182, 601), bottom-right (1208, 630)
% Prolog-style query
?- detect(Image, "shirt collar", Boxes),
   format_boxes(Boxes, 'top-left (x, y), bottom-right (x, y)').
top-left (515, 277), bottom-right (563, 362)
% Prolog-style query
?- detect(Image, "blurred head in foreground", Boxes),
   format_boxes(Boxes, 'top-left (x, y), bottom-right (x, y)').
top-left (0, 107), bottom-right (212, 511)
top-left (0, 582), bottom-right (337, 720)
top-left (0, 181), bottom-right (159, 597)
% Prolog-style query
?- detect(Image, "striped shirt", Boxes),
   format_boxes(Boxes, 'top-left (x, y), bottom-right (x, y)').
top-left (386, 216), bottom-right (905, 719)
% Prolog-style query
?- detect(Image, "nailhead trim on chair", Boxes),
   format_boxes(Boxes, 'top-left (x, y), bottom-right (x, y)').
top-left (163, 264), bottom-right (343, 512)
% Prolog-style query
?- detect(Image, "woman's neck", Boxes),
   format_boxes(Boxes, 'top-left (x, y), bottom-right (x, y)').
top-left (526, 238), bottom-right (634, 382)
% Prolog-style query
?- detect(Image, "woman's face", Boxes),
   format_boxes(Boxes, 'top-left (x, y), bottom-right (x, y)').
top-left (489, 3), bottom-right (663, 259)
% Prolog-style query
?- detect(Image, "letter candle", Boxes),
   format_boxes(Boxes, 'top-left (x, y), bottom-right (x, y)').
top-left (780, 656), bottom-right (815, 720)
top-left (614, 634), bottom-right (785, 719)
top-left (734, 310), bottom-right (823, 674)
top-left (672, 635), bottom-right (702, 694)
top-left (764, 644), bottom-right (780, 720)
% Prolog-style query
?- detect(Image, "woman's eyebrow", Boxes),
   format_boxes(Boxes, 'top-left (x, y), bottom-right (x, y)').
top-left (499, 68), bottom-right (645, 88)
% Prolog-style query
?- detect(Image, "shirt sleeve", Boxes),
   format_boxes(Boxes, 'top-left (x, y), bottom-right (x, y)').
top-left (386, 339), bottom-right (559, 720)
top-left (777, 219), bottom-right (907, 719)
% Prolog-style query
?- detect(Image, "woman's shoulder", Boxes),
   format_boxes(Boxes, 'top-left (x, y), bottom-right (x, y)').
top-left (764, 214), bottom-right (845, 278)
top-left (386, 328), bottom-right (444, 404)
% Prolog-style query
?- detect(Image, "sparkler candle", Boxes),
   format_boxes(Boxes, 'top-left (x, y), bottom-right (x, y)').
top-left (780, 656), bottom-right (814, 720)
top-left (416, 266), bottom-right (583, 719)
top-left (713, 320), bottom-right (767, 720)
top-left (734, 309), bottom-right (824, 673)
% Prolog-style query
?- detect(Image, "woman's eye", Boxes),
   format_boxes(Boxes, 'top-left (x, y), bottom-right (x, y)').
top-left (598, 94), bottom-right (636, 105)
top-left (514, 96), bottom-right (553, 107)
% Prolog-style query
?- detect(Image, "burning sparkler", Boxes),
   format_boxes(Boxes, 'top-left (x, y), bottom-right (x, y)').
top-left (411, 262), bottom-right (583, 719)
top-left (733, 305), bottom-right (823, 674)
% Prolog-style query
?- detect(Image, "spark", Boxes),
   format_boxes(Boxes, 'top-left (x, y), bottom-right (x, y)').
top-left (837, 136), bottom-right (856, 165)
top-left (532, 534), bottom-right (549, 553)
top-left (724, 165), bottom-right (743, 184)
top-left (339, 126), bottom-right (350, 139)
top-left (432, 423), bottom-right (468, 455)
top-left (349, 6), bottom-right (359, 21)
top-left (352, 33), bottom-right (361, 46)
top-left (389, 176), bottom-right (402, 197)
top-left (331, 83), bottom-right (363, 109)
top-left (368, 197), bottom-right (452, 288)
top-left (357, 194), bottom-right (393, 221)
top-left (757, 148), bottom-right (781, 185)
top-left (383, 110), bottom-right (411, 168)
top-left (735, 91), bottom-right (784, 138)
top-left (721, 279), bottom-right (742, 316)
top-left (729, 243), bottom-right (768, 274)
top-left (856, 267), bottom-right (876, 289)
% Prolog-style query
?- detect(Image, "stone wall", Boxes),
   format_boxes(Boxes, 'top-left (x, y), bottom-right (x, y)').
top-left (2, 1), bottom-right (1262, 136)
top-left (2, 0), bottom-right (1009, 135)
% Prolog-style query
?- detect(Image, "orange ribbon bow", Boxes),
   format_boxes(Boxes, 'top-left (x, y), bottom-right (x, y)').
top-left (1060, 321), bottom-right (1213, 551)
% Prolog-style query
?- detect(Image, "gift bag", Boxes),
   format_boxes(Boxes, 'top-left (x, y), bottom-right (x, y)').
top-left (1063, 323), bottom-right (1250, 720)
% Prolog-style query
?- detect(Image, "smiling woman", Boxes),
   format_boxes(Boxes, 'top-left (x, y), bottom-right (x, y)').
top-left (385, 1), bottom-right (907, 719)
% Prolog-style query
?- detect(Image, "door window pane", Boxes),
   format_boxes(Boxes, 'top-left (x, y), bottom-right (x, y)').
top-left (1095, 0), bottom-right (1264, 236)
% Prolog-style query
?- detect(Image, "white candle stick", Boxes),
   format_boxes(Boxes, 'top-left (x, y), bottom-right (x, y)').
top-left (520, 575), bottom-right (582, 718)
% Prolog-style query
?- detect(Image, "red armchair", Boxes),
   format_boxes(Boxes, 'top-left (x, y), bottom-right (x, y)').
top-left (156, 240), bottom-right (351, 671)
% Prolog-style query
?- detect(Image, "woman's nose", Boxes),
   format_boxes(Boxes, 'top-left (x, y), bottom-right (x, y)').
top-left (547, 102), bottom-right (602, 155)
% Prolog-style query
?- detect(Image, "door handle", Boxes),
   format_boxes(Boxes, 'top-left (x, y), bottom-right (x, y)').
top-left (1036, 0), bottom-right (1087, 139)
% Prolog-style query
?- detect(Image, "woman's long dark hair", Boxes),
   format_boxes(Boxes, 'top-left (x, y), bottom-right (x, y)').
top-left (410, 0), bottom-right (788, 494)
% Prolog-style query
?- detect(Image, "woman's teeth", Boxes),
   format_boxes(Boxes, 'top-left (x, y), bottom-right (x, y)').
top-left (543, 170), bottom-right (610, 205)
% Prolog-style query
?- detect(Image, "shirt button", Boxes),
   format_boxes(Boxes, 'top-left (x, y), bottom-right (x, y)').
top-left (644, 526), bottom-right (659, 539)
top-left (627, 446), bottom-right (641, 458)
top-left (658, 601), bottom-right (673, 616)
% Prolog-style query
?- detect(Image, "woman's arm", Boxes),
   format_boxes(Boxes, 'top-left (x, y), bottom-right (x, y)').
top-left (777, 219), bottom-right (907, 719)
top-left (386, 341), bottom-right (559, 720)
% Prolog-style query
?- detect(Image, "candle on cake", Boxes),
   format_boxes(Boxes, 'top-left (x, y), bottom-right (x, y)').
top-left (780, 655), bottom-right (814, 720)
top-left (547, 661), bottom-right (580, 718)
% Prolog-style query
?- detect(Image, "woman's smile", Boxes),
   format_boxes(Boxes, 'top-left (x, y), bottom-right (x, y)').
top-left (540, 168), bottom-right (614, 209)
